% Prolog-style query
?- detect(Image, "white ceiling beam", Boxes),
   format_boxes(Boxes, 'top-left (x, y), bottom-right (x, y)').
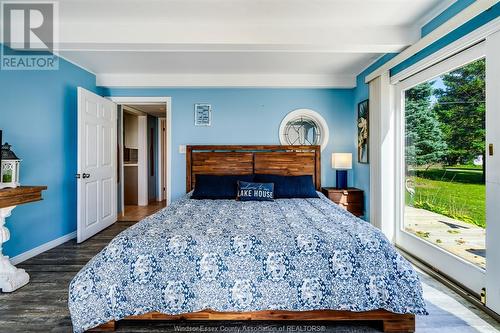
top-left (58, 23), bottom-right (417, 54)
top-left (96, 73), bottom-right (356, 88)
top-left (57, 43), bottom-right (407, 54)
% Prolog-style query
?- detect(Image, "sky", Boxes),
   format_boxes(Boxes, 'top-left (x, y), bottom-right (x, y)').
top-left (430, 76), bottom-right (446, 105)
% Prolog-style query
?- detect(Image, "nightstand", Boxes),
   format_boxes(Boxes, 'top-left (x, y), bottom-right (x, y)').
top-left (321, 187), bottom-right (364, 217)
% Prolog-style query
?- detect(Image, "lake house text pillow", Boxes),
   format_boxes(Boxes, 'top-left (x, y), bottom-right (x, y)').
top-left (237, 181), bottom-right (274, 201)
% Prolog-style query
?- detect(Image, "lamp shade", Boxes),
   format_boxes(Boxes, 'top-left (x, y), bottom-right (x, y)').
top-left (332, 153), bottom-right (352, 169)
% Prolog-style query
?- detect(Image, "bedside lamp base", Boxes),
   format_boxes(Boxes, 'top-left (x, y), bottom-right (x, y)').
top-left (336, 170), bottom-right (348, 189)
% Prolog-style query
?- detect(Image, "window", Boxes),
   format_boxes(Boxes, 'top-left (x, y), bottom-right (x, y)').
top-left (394, 43), bottom-right (490, 295)
top-left (279, 109), bottom-right (329, 150)
top-left (403, 58), bottom-right (486, 268)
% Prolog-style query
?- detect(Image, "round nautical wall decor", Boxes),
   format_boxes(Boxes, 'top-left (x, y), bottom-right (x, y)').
top-left (279, 109), bottom-right (329, 151)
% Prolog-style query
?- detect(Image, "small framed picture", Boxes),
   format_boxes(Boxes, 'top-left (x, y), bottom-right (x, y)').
top-left (194, 104), bottom-right (212, 126)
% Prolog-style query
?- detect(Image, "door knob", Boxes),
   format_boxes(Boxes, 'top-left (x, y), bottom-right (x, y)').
top-left (82, 173), bottom-right (91, 179)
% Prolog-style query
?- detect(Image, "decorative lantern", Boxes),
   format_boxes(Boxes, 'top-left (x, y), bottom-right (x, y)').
top-left (0, 143), bottom-right (21, 189)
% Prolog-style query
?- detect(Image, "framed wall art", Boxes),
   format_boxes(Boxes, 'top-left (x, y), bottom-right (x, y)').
top-left (194, 104), bottom-right (212, 126)
top-left (357, 99), bottom-right (369, 164)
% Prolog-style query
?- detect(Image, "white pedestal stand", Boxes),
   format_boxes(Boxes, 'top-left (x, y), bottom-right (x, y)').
top-left (0, 206), bottom-right (29, 292)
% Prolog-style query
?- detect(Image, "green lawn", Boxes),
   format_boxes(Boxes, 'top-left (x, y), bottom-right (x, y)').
top-left (407, 168), bottom-right (485, 228)
top-left (413, 167), bottom-right (483, 183)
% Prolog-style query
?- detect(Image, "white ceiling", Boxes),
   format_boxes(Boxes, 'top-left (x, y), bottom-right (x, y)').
top-left (56, 0), bottom-right (453, 87)
top-left (124, 104), bottom-right (166, 118)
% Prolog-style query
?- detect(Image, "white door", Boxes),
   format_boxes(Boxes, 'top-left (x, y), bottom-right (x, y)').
top-left (77, 87), bottom-right (117, 243)
top-left (394, 43), bottom-right (487, 294)
top-left (160, 118), bottom-right (166, 200)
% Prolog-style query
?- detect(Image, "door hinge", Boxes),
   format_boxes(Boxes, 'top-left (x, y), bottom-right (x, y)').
top-left (481, 287), bottom-right (486, 305)
top-left (75, 174), bottom-right (81, 179)
top-left (489, 144), bottom-right (494, 156)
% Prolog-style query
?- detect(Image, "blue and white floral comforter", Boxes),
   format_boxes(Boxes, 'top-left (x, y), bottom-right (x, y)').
top-left (69, 193), bottom-right (426, 332)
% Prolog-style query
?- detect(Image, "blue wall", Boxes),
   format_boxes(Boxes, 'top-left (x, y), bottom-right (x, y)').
top-left (101, 88), bottom-right (356, 201)
top-left (0, 45), bottom-right (98, 258)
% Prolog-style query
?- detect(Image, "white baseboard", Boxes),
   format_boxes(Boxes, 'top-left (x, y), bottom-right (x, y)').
top-left (10, 231), bottom-right (77, 265)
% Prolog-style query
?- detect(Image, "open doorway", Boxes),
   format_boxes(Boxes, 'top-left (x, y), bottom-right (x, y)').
top-left (108, 97), bottom-right (172, 222)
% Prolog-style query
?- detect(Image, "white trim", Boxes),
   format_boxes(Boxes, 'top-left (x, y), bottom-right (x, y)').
top-left (10, 231), bottom-right (76, 265)
top-left (356, 54), bottom-right (391, 79)
top-left (97, 74), bottom-right (356, 88)
top-left (395, 42), bottom-right (485, 90)
top-left (414, 0), bottom-right (456, 32)
top-left (278, 109), bottom-right (330, 151)
top-left (108, 97), bottom-right (172, 206)
top-left (119, 106), bottom-right (125, 215)
top-left (392, 17), bottom-right (500, 84)
top-left (396, 232), bottom-right (485, 294)
top-left (485, 30), bottom-right (500, 314)
top-left (365, 0), bottom-right (498, 83)
top-left (157, 117), bottom-right (165, 201)
top-left (166, 99), bottom-right (172, 205)
top-left (137, 116), bottom-right (148, 206)
top-left (157, 117), bottom-right (163, 201)
top-left (108, 97), bottom-right (170, 104)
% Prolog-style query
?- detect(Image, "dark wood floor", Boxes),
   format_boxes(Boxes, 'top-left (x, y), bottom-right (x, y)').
top-left (1, 221), bottom-right (499, 333)
top-left (0, 222), bottom-right (134, 333)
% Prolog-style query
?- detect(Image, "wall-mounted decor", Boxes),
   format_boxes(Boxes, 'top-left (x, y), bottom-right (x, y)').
top-left (278, 109), bottom-right (329, 151)
top-left (357, 99), bottom-right (369, 164)
top-left (194, 104), bottom-right (212, 126)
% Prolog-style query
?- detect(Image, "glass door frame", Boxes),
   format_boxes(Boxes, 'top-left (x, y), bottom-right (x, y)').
top-left (394, 42), bottom-right (486, 295)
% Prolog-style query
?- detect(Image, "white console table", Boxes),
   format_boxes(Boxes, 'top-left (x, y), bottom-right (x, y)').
top-left (0, 186), bottom-right (47, 292)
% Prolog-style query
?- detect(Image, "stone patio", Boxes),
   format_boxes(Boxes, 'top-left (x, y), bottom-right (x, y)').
top-left (404, 206), bottom-right (486, 268)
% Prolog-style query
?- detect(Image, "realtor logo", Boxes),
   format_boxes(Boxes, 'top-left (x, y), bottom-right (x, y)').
top-left (1, 1), bottom-right (59, 70)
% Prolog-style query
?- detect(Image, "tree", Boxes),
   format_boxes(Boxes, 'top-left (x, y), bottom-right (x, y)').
top-left (405, 82), bottom-right (447, 167)
top-left (434, 58), bottom-right (485, 166)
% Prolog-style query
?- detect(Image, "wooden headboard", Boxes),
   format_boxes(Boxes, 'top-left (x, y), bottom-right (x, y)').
top-left (186, 145), bottom-right (321, 192)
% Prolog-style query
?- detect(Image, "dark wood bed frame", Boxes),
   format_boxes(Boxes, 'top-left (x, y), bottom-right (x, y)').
top-left (90, 145), bottom-right (415, 333)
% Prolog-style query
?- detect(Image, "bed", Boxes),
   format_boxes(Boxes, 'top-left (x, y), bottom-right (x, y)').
top-left (68, 145), bottom-right (426, 333)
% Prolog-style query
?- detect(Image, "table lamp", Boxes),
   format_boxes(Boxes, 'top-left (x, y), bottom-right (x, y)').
top-left (332, 153), bottom-right (352, 189)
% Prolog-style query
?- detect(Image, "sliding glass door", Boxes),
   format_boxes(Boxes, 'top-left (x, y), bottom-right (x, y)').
top-left (395, 44), bottom-right (487, 294)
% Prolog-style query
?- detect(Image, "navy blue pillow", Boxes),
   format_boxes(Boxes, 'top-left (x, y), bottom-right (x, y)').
top-left (237, 181), bottom-right (274, 201)
top-left (191, 174), bottom-right (254, 199)
top-left (253, 174), bottom-right (319, 198)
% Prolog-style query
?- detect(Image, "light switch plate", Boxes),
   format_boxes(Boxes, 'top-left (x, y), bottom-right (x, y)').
top-left (179, 145), bottom-right (186, 154)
